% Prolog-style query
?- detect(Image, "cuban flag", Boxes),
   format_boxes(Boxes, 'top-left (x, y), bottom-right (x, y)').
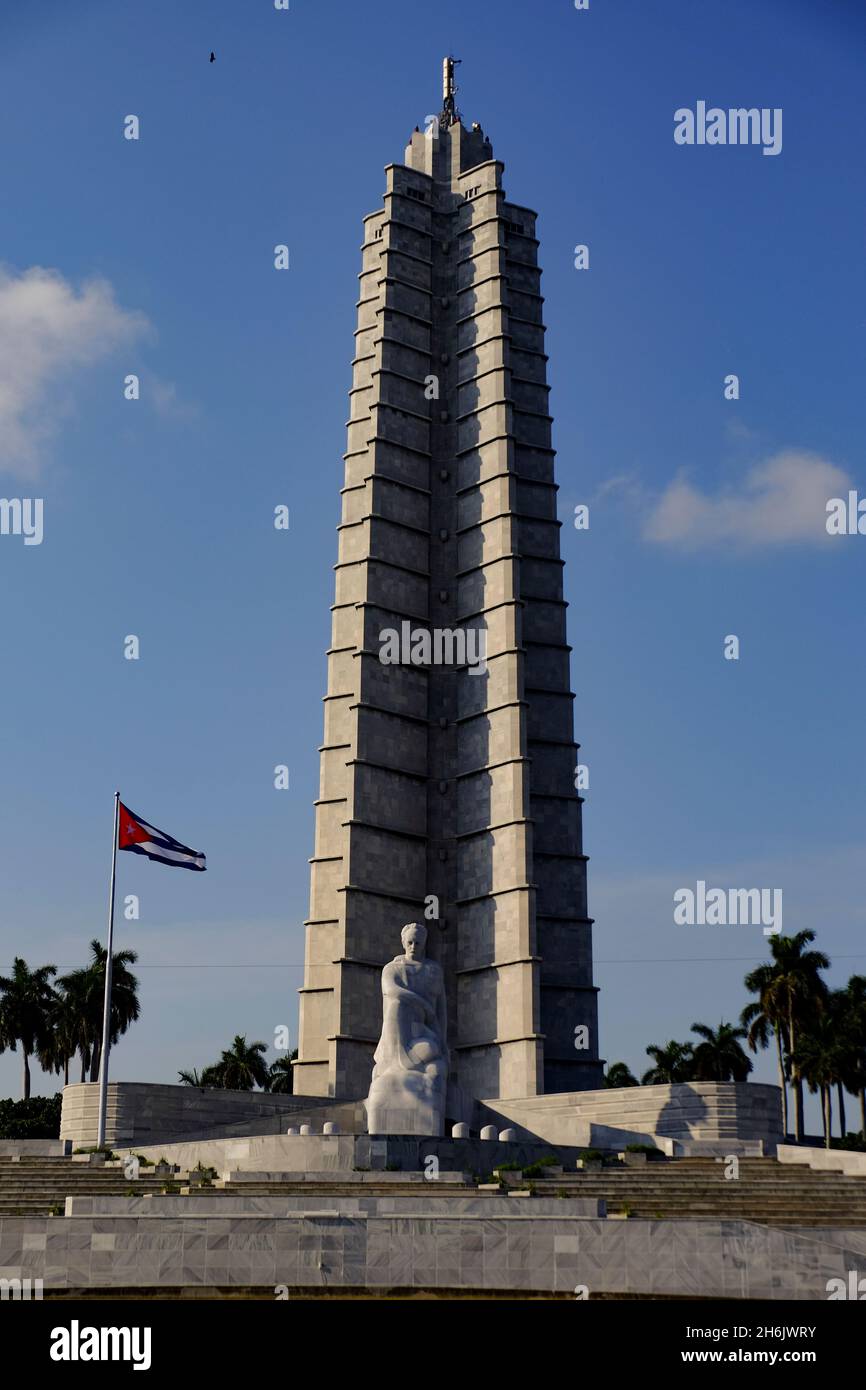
top-left (118, 802), bottom-right (206, 872)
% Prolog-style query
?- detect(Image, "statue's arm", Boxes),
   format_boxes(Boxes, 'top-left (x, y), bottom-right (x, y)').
top-left (381, 964), bottom-right (421, 1008)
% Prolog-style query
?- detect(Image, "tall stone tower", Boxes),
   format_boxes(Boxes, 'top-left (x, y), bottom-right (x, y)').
top-left (296, 60), bottom-right (601, 1106)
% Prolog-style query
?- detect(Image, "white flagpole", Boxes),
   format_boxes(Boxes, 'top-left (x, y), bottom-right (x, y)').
top-left (96, 792), bottom-right (120, 1149)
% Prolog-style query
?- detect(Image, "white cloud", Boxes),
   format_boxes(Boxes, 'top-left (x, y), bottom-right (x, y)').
top-left (724, 417), bottom-right (759, 443)
top-left (591, 471), bottom-right (647, 507)
top-left (144, 371), bottom-right (198, 422)
top-left (643, 450), bottom-right (850, 550)
top-left (0, 265), bottom-right (149, 477)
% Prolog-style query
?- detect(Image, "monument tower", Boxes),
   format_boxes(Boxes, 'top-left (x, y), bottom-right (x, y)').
top-left (295, 59), bottom-right (601, 1106)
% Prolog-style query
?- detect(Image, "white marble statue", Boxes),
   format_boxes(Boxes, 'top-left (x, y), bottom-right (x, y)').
top-left (365, 922), bottom-right (448, 1136)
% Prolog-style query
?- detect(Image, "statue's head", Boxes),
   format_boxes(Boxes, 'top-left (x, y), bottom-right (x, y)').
top-left (400, 921), bottom-right (427, 961)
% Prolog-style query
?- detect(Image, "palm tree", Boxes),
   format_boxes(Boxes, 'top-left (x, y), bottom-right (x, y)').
top-left (0, 992), bottom-right (13, 1076)
top-left (57, 964), bottom-right (99, 1081)
top-left (775, 932), bottom-right (830, 1142)
top-left (691, 1021), bottom-right (753, 1082)
top-left (59, 940), bottom-right (140, 1083)
top-left (211, 1035), bottom-right (270, 1091)
top-left (268, 1050), bottom-right (298, 1094)
top-left (822, 984), bottom-right (866, 1141)
top-left (38, 986), bottom-right (82, 1087)
top-left (741, 990), bottom-right (789, 1138)
top-left (55, 970), bottom-right (99, 1083)
top-left (823, 990), bottom-right (856, 1138)
top-left (744, 931), bottom-right (828, 1142)
top-left (179, 1064), bottom-right (224, 1086)
top-left (604, 1061), bottom-right (639, 1088)
top-left (0, 958), bottom-right (58, 1099)
top-left (791, 1013), bottom-right (848, 1148)
top-left (86, 940), bottom-right (140, 1081)
top-left (844, 975), bottom-right (866, 1139)
top-left (642, 1040), bottom-right (695, 1085)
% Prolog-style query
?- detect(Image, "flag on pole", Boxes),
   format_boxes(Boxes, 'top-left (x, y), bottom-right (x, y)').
top-left (118, 802), bottom-right (206, 871)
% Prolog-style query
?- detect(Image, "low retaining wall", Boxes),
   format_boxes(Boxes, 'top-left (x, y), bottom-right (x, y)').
top-left (60, 1083), bottom-right (363, 1149)
top-left (60, 1080), bottom-right (784, 1152)
top-left (0, 1140), bottom-right (69, 1157)
top-left (1, 1207), bottom-right (861, 1298)
top-left (777, 1144), bottom-right (866, 1177)
top-left (65, 1194), bottom-right (605, 1217)
top-left (113, 1132), bottom-right (584, 1176)
top-left (480, 1082), bottom-right (783, 1148)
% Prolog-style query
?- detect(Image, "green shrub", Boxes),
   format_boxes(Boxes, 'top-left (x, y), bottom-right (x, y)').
top-left (579, 1148), bottom-right (603, 1162)
top-left (0, 1094), bottom-right (62, 1139)
top-left (521, 1155), bottom-right (560, 1178)
top-left (833, 1133), bottom-right (866, 1153)
top-left (624, 1143), bottom-right (663, 1158)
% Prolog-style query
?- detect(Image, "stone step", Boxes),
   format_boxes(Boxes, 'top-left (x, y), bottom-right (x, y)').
top-left (536, 1189), bottom-right (866, 1200)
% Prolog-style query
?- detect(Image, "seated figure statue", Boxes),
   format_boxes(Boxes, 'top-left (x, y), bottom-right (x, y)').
top-left (365, 921), bottom-right (448, 1136)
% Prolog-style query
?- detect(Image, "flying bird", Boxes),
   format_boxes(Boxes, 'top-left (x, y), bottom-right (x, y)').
top-left (210, 52), bottom-right (215, 63)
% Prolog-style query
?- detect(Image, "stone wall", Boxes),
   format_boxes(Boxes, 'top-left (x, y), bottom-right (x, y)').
top-left (0, 1140), bottom-right (68, 1157)
top-left (110, 1132), bottom-right (586, 1175)
top-left (60, 1083), bottom-right (364, 1150)
top-left (479, 1082), bottom-right (784, 1147)
top-left (777, 1144), bottom-right (866, 1177)
top-left (1, 1201), bottom-right (862, 1298)
top-left (61, 1080), bottom-right (784, 1151)
top-left (297, 111), bottom-right (602, 1104)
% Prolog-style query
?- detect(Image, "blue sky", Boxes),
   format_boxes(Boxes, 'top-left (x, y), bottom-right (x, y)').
top-left (1, 0), bottom-right (864, 1126)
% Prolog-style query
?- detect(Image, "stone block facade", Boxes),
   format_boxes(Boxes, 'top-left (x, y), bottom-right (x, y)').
top-left (297, 99), bottom-right (601, 1104)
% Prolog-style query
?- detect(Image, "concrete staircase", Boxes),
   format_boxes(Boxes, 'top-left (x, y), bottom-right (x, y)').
top-left (4, 1152), bottom-right (865, 1227)
top-left (0, 1156), bottom-right (168, 1217)
top-left (206, 1156), bottom-right (866, 1226)
top-left (527, 1156), bottom-right (866, 1226)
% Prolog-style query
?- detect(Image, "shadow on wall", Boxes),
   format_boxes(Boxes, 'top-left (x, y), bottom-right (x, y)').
top-left (654, 1084), bottom-right (710, 1138)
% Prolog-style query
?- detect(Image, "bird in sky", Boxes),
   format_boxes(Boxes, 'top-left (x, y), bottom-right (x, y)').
top-left (210, 52), bottom-right (215, 63)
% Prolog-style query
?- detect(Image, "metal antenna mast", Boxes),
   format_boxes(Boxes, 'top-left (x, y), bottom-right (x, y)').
top-left (440, 54), bottom-right (462, 128)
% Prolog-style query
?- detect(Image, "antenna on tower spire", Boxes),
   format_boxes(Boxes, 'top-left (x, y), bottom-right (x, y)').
top-left (440, 54), bottom-right (462, 129)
